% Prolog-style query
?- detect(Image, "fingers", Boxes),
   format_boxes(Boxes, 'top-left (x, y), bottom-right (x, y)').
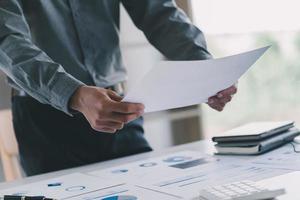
top-left (217, 85), bottom-right (237, 98)
top-left (91, 112), bottom-right (141, 133)
top-left (208, 97), bottom-right (225, 112)
top-left (79, 86), bottom-right (145, 134)
top-left (105, 112), bottom-right (141, 124)
top-left (106, 89), bottom-right (145, 114)
top-left (219, 95), bottom-right (232, 104)
top-left (209, 103), bottom-right (225, 112)
top-left (109, 101), bottom-right (145, 114)
top-left (207, 84), bottom-right (238, 112)
top-left (99, 121), bottom-right (124, 130)
top-left (93, 126), bottom-right (117, 134)
top-left (107, 90), bottom-right (123, 102)
top-left (92, 112), bottom-right (140, 133)
top-left (90, 120), bottom-right (116, 133)
top-left (91, 92), bottom-right (144, 133)
top-left (93, 120), bottom-right (124, 133)
top-left (91, 118), bottom-right (125, 133)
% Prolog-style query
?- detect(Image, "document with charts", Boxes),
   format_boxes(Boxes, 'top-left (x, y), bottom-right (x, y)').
top-left (0, 174), bottom-right (174, 200)
top-left (0, 149), bottom-right (296, 200)
top-left (0, 173), bottom-right (121, 199)
top-left (88, 150), bottom-right (291, 199)
top-left (123, 46), bottom-right (269, 113)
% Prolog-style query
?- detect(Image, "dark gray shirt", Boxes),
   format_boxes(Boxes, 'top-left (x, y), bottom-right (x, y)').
top-left (0, 0), bottom-right (211, 115)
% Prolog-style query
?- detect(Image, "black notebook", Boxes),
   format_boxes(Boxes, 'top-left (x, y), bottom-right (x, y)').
top-left (214, 127), bottom-right (300, 155)
top-left (212, 121), bottom-right (294, 143)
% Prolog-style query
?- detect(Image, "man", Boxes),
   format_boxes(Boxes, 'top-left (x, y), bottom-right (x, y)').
top-left (0, 0), bottom-right (237, 176)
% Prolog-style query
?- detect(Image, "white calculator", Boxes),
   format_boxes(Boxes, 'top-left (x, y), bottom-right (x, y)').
top-left (196, 180), bottom-right (285, 200)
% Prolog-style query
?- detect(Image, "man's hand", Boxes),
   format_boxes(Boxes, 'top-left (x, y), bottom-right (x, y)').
top-left (207, 84), bottom-right (238, 112)
top-left (70, 86), bottom-right (144, 133)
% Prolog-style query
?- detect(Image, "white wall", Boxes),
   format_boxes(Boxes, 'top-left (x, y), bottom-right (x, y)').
top-left (192, 0), bottom-right (300, 34)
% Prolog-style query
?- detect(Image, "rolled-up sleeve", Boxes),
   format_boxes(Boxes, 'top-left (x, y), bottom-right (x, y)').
top-left (0, 0), bottom-right (84, 115)
top-left (121, 0), bottom-right (212, 60)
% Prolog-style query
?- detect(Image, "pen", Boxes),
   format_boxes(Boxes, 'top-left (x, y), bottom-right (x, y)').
top-left (0, 196), bottom-right (56, 200)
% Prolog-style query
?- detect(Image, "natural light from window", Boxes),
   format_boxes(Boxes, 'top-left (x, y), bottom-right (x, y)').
top-left (191, 0), bottom-right (300, 138)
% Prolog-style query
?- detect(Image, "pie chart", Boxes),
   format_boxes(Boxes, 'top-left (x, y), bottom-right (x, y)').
top-left (163, 156), bottom-right (192, 163)
top-left (102, 195), bottom-right (138, 200)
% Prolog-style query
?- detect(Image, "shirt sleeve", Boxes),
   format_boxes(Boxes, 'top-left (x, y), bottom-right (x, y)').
top-left (0, 0), bottom-right (85, 115)
top-left (121, 0), bottom-right (212, 60)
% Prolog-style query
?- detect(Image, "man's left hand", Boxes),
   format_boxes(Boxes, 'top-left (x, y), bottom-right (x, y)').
top-left (207, 84), bottom-right (238, 112)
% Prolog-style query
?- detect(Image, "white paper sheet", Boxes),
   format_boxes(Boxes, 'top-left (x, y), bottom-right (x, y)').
top-left (123, 46), bottom-right (269, 113)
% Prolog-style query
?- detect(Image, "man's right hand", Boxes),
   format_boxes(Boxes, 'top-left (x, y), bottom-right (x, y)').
top-left (70, 86), bottom-right (144, 133)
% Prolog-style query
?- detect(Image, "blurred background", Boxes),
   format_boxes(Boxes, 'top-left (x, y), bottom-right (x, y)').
top-left (0, 0), bottom-right (299, 181)
top-left (193, 0), bottom-right (300, 136)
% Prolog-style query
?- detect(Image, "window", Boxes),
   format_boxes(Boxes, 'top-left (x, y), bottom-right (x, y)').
top-left (191, 0), bottom-right (300, 137)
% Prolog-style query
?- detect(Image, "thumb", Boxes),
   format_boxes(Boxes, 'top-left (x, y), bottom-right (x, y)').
top-left (107, 89), bottom-right (123, 102)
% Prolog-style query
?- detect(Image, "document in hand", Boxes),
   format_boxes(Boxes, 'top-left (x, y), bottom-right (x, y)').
top-left (123, 46), bottom-right (270, 113)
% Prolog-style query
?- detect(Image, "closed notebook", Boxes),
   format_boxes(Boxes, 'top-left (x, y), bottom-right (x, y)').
top-left (212, 121), bottom-right (294, 143)
top-left (215, 127), bottom-right (300, 155)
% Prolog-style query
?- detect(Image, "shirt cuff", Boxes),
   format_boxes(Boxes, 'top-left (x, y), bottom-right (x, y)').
top-left (49, 73), bottom-right (85, 116)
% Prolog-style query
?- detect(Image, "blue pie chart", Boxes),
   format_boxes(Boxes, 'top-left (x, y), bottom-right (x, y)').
top-left (102, 195), bottom-right (137, 200)
top-left (163, 156), bottom-right (192, 163)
